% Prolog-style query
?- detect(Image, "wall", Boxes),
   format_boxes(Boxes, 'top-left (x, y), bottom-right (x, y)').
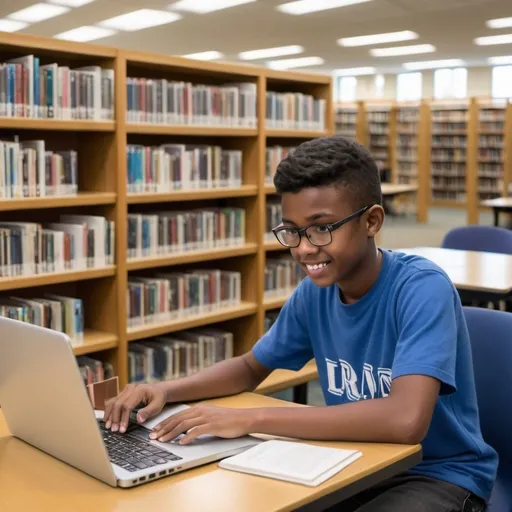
top-left (352, 67), bottom-right (494, 101)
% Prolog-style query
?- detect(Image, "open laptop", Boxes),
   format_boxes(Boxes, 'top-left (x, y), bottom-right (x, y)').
top-left (0, 317), bottom-right (262, 488)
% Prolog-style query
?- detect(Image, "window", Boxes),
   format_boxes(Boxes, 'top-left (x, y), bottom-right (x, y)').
top-left (434, 68), bottom-right (467, 99)
top-left (335, 76), bottom-right (357, 101)
top-left (396, 72), bottom-right (422, 101)
top-left (492, 66), bottom-right (512, 98)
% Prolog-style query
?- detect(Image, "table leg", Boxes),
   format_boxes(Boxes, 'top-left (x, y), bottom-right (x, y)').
top-left (493, 208), bottom-right (499, 227)
top-left (293, 383), bottom-right (309, 405)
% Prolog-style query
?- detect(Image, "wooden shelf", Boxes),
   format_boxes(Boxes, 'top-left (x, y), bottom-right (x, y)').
top-left (127, 302), bottom-right (258, 342)
top-left (265, 184), bottom-right (277, 194)
top-left (256, 360), bottom-right (318, 395)
top-left (127, 185), bottom-right (257, 204)
top-left (126, 124), bottom-right (257, 137)
top-left (264, 240), bottom-right (288, 252)
top-left (0, 266), bottom-right (116, 291)
top-left (72, 330), bottom-right (118, 356)
top-left (263, 293), bottom-right (292, 310)
top-left (0, 118), bottom-right (115, 132)
top-left (127, 243), bottom-right (258, 271)
top-left (0, 192), bottom-right (116, 211)
top-left (265, 129), bottom-right (329, 138)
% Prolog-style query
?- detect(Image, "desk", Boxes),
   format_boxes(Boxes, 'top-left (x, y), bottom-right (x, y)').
top-left (396, 246), bottom-right (512, 303)
top-left (480, 197), bottom-right (512, 227)
top-left (381, 183), bottom-right (418, 198)
top-left (0, 393), bottom-right (421, 512)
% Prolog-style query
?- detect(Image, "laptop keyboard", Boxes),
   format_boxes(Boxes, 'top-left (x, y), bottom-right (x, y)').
top-left (99, 421), bottom-right (182, 472)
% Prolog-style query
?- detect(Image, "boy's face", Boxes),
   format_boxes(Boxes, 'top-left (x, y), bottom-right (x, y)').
top-left (279, 185), bottom-right (381, 287)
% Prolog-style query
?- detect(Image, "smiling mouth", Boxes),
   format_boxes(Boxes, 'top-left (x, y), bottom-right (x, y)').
top-left (304, 261), bottom-right (330, 271)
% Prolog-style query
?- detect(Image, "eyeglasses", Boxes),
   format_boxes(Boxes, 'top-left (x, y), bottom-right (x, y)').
top-left (272, 205), bottom-right (371, 248)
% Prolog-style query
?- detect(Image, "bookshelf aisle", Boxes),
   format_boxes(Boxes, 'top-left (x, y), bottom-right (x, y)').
top-left (0, 33), bottom-right (331, 392)
top-left (365, 102), bottom-right (394, 181)
top-left (334, 102), bottom-right (359, 142)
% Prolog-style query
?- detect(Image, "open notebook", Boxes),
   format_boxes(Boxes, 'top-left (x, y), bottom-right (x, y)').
top-left (219, 439), bottom-right (362, 487)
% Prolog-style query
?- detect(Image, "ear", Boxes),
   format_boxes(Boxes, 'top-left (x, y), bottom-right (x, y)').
top-left (366, 205), bottom-right (384, 238)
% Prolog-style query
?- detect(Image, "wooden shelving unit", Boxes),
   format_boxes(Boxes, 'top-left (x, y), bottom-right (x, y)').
top-left (0, 33), bottom-right (332, 392)
top-left (364, 101), bottom-right (394, 178)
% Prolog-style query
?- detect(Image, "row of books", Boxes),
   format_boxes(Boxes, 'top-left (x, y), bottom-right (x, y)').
top-left (479, 135), bottom-right (503, 148)
top-left (431, 163), bottom-right (466, 176)
top-left (265, 145), bottom-right (295, 185)
top-left (431, 149), bottom-right (466, 162)
top-left (127, 208), bottom-right (246, 259)
top-left (127, 143), bottom-right (243, 193)
top-left (479, 148), bottom-right (502, 162)
top-left (432, 124), bottom-right (467, 134)
top-left (264, 257), bottom-right (305, 299)
top-left (127, 270), bottom-right (241, 327)
top-left (128, 328), bottom-right (234, 383)
top-left (0, 216), bottom-right (115, 277)
top-left (334, 107), bottom-right (357, 141)
top-left (479, 165), bottom-right (503, 177)
top-left (431, 111), bottom-right (468, 122)
top-left (370, 134), bottom-right (389, 146)
top-left (366, 111), bottom-right (390, 122)
top-left (78, 356), bottom-right (115, 386)
top-left (265, 201), bottom-right (282, 239)
top-left (265, 92), bottom-right (326, 131)
top-left (126, 78), bottom-right (257, 128)
top-left (0, 294), bottom-right (83, 341)
top-left (480, 121), bottom-right (505, 132)
top-left (0, 56), bottom-right (114, 120)
top-left (432, 136), bottom-right (466, 148)
top-left (0, 138), bottom-right (77, 199)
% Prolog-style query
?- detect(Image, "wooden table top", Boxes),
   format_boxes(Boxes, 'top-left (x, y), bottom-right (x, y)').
top-left (0, 393), bottom-right (421, 512)
top-left (396, 247), bottom-right (512, 293)
top-left (381, 183), bottom-right (418, 196)
top-left (480, 197), bottom-right (512, 208)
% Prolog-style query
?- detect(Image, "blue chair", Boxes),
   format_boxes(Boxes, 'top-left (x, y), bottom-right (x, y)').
top-left (463, 307), bottom-right (512, 512)
top-left (442, 225), bottom-right (512, 255)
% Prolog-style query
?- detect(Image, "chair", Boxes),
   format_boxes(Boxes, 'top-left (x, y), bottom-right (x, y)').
top-left (463, 307), bottom-right (512, 512)
top-left (442, 225), bottom-right (512, 255)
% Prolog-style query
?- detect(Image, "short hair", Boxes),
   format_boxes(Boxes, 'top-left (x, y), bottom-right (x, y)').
top-left (273, 135), bottom-right (382, 208)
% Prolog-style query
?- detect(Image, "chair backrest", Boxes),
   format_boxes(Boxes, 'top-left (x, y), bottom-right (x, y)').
top-left (442, 225), bottom-right (512, 255)
top-left (463, 307), bottom-right (512, 512)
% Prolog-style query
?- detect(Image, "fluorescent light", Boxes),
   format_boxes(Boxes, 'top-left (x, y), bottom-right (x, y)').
top-left (267, 56), bottom-right (324, 70)
top-left (338, 30), bottom-right (418, 47)
top-left (0, 19), bottom-right (28, 32)
top-left (370, 44), bottom-right (435, 57)
top-left (54, 25), bottom-right (116, 41)
top-left (183, 51), bottom-right (224, 60)
top-left (48, 0), bottom-right (95, 6)
top-left (333, 66), bottom-right (375, 76)
top-left (488, 55), bottom-right (512, 65)
top-left (276, 0), bottom-right (372, 15)
top-left (169, 0), bottom-right (256, 14)
top-left (474, 34), bottom-right (512, 46)
top-left (486, 17), bottom-right (512, 29)
top-left (403, 59), bottom-right (465, 70)
top-left (7, 3), bottom-right (69, 23)
top-left (99, 9), bottom-right (181, 31)
top-left (239, 45), bottom-right (303, 60)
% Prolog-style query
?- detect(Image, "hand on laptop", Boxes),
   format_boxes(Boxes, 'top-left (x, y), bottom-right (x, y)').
top-left (148, 404), bottom-right (256, 445)
top-left (103, 383), bottom-right (166, 434)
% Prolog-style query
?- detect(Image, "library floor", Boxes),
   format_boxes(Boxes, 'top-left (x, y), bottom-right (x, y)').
top-left (271, 207), bottom-right (494, 407)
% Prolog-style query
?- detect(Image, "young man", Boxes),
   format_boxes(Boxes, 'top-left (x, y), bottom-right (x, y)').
top-left (105, 136), bottom-right (497, 511)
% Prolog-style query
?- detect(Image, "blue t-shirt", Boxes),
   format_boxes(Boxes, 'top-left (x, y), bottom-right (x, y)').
top-left (253, 248), bottom-right (498, 501)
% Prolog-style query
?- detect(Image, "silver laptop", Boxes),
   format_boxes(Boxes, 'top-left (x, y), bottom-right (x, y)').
top-left (0, 317), bottom-right (262, 488)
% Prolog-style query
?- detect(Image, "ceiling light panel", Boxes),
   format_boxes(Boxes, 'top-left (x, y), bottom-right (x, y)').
top-left (370, 44), bottom-right (435, 57)
top-left (8, 3), bottom-right (69, 23)
top-left (488, 55), bottom-right (512, 65)
top-left (276, 0), bottom-right (372, 15)
top-left (333, 66), bottom-right (375, 76)
top-left (239, 45), bottom-right (303, 60)
top-left (169, 0), bottom-right (256, 14)
top-left (99, 9), bottom-right (181, 31)
top-left (49, 0), bottom-right (95, 6)
top-left (403, 59), bottom-right (465, 70)
top-left (183, 51), bottom-right (224, 60)
top-left (267, 56), bottom-right (324, 70)
top-left (338, 30), bottom-right (418, 47)
top-left (486, 17), bottom-right (512, 29)
top-left (54, 25), bottom-right (116, 41)
top-left (474, 34), bottom-right (512, 46)
top-left (0, 19), bottom-right (28, 32)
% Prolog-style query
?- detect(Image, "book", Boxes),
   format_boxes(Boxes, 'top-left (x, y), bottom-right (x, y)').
top-left (218, 439), bottom-right (362, 487)
top-left (266, 91), bottom-right (325, 131)
top-left (266, 145), bottom-right (295, 185)
top-left (264, 256), bottom-right (305, 299)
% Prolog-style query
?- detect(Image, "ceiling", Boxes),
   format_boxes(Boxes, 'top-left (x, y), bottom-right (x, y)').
top-left (2, 0), bottom-right (512, 74)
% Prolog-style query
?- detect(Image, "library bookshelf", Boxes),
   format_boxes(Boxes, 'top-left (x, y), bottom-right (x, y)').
top-left (0, 32), bottom-right (331, 391)
top-left (334, 98), bottom-right (512, 225)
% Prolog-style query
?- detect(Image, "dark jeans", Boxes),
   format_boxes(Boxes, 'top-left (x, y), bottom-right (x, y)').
top-left (329, 473), bottom-right (486, 512)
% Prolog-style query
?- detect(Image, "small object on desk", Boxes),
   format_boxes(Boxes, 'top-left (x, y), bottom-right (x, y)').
top-left (87, 376), bottom-right (119, 410)
top-left (218, 439), bottom-right (362, 487)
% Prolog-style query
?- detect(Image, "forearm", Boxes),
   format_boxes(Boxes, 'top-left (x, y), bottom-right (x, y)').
top-left (157, 355), bottom-right (263, 404)
top-left (251, 397), bottom-right (423, 445)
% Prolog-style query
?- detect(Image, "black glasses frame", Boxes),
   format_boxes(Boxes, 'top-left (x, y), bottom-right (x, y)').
top-left (272, 205), bottom-right (372, 248)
